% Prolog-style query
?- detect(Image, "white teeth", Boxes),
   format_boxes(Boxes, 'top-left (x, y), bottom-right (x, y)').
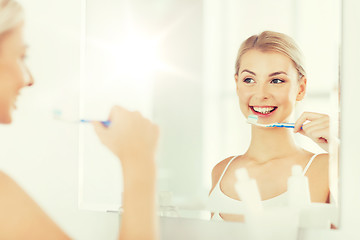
top-left (252, 106), bottom-right (276, 114)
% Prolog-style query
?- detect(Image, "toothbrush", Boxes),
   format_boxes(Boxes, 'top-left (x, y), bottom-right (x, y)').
top-left (79, 119), bottom-right (111, 127)
top-left (247, 114), bottom-right (295, 128)
top-left (53, 109), bottom-right (111, 127)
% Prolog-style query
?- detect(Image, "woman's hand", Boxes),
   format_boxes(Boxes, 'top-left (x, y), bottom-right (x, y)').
top-left (92, 105), bottom-right (159, 169)
top-left (294, 112), bottom-right (330, 152)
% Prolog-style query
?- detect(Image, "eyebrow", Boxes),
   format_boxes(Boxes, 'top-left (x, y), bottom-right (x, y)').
top-left (240, 69), bottom-right (256, 75)
top-left (240, 69), bottom-right (288, 77)
top-left (269, 71), bottom-right (288, 77)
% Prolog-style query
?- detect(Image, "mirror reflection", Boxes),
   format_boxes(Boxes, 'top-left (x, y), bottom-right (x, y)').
top-left (80, 0), bottom-right (340, 227)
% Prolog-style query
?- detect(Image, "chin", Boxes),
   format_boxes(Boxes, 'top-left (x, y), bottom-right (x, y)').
top-left (0, 113), bottom-right (13, 124)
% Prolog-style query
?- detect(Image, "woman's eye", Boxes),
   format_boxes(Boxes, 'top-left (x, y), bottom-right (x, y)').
top-left (271, 78), bottom-right (284, 84)
top-left (243, 78), bottom-right (255, 83)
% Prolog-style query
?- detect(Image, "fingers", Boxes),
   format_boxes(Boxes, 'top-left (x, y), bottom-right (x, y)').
top-left (299, 125), bottom-right (329, 143)
top-left (295, 112), bottom-right (330, 152)
top-left (109, 106), bottom-right (145, 124)
top-left (92, 121), bottom-right (106, 135)
top-left (92, 121), bottom-right (108, 146)
top-left (95, 104), bottom-right (159, 144)
top-left (92, 105), bottom-right (132, 142)
top-left (96, 104), bottom-right (158, 131)
top-left (294, 112), bottom-right (329, 133)
top-left (108, 105), bottom-right (127, 122)
top-left (149, 123), bottom-right (160, 147)
top-left (153, 124), bottom-right (160, 138)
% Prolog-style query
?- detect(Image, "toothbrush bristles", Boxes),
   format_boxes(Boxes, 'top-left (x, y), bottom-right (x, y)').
top-left (247, 115), bottom-right (259, 124)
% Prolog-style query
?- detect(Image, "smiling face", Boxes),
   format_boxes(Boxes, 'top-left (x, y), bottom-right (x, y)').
top-left (0, 23), bottom-right (33, 124)
top-left (235, 49), bottom-right (306, 124)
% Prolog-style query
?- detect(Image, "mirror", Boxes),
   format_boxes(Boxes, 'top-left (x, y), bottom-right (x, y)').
top-left (79, 0), bottom-right (341, 225)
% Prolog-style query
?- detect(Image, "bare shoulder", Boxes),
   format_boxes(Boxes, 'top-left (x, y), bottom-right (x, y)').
top-left (0, 170), bottom-right (20, 193)
top-left (211, 157), bottom-right (234, 182)
top-left (0, 171), bottom-right (38, 204)
top-left (312, 153), bottom-right (329, 170)
top-left (0, 170), bottom-right (12, 182)
top-left (0, 171), bottom-right (70, 239)
top-left (0, 170), bottom-right (36, 200)
top-left (210, 156), bottom-right (239, 194)
top-left (306, 153), bottom-right (330, 202)
top-left (304, 152), bottom-right (329, 177)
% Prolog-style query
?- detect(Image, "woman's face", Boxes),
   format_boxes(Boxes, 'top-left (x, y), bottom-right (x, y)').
top-left (0, 23), bottom-right (33, 124)
top-left (235, 49), bottom-right (306, 124)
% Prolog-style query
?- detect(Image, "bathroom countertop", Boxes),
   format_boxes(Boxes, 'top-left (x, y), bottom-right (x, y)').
top-left (159, 216), bottom-right (347, 240)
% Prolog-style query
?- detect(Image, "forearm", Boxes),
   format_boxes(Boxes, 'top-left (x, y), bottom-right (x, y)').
top-left (92, 106), bottom-right (160, 240)
top-left (119, 160), bottom-right (158, 240)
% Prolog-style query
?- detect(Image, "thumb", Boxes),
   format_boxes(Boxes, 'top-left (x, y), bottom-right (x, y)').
top-left (295, 128), bottom-right (306, 137)
top-left (92, 121), bottom-right (107, 138)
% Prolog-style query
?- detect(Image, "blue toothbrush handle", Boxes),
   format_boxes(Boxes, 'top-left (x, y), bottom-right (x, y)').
top-left (277, 123), bottom-right (295, 128)
top-left (274, 123), bottom-right (304, 129)
top-left (80, 119), bottom-right (111, 127)
top-left (267, 123), bottom-right (295, 128)
top-left (100, 121), bottom-right (111, 127)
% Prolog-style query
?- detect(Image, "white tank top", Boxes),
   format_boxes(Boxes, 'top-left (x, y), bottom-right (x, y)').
top-left (208, 153), bottom-right (320, 221)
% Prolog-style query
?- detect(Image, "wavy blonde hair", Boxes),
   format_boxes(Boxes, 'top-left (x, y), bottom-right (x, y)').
top-left (235, 31), bottom-right (306, 79)
top-left (0, 0), bottom-right (23, 38)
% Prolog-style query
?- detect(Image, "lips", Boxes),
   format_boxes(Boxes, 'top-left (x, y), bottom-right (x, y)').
top-left (250, 106), bottom-right (277, 116)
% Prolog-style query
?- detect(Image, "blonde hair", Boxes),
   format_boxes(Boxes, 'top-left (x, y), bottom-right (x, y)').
top-left (235, 31), bottom-right (306, 79)
top-left (0, 0), bottom-right (23, 38)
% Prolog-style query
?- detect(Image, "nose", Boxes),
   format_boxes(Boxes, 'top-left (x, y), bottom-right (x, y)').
top-left (23, 64), bottom-right (34, 87)
top-left (255, 83), bottom-right (270, 100)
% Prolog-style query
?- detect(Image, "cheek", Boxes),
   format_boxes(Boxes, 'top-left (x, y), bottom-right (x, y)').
top-left (0, 85), bottom-right (12, 124)
top-left (6, 62), bottom-right (25, 89)
top-left (15, 61), bottom-right (26, 87)
top-left (237, 86), bottom-right (252, 116)
top-left (276, 86), bottom-right (298, 104)
top-left (237, 86), bottom-right (251, 104)
top-left (0, 62), bottom-right (23, 111)
top-left (288, 87), bottom-right (301, 104)
top-left (277, 92), bottom-right (292, 104)
top-left (275, 89), bottom-right (298, 118)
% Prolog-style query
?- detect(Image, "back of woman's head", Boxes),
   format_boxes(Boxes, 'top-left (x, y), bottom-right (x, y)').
top-left (235, 31), bottom-right (306, 79)
top-left (0, 0), bottom-right (23, 38)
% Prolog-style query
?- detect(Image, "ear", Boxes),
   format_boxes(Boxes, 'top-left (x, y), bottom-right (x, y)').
top-left (296, 76), bottom-right (307, 101)
top-left (235, 74), bottom-right (240, 96)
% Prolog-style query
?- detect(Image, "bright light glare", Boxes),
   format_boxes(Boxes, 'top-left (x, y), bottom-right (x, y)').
top-left (108, 32), bottom-right (164, 80)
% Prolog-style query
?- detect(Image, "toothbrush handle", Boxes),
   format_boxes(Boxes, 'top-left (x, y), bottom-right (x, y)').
top-left (100, 121), bottom-right (111, 127)
top-left (80, 119), bottom-right (111, 127)
top-left (273, 123), bottom-right (295, 128)
top-left (281, 124), bottom-right (295, 128)
top-left (267, 123), bottom-right (303, 129)
top-left (275, 123), bottom-right (304, 130)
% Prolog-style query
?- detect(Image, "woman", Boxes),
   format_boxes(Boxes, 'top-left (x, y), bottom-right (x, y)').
top-left (209, 31), bottom-right (331, 222)
top-left (0, 0), bottom-right (159, 239)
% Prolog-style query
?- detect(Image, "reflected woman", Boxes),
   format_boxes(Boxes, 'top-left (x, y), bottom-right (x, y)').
top-left (0, 0), bottom-right (159, 239)
top-left (209, 31), bottom-right (330, 221)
